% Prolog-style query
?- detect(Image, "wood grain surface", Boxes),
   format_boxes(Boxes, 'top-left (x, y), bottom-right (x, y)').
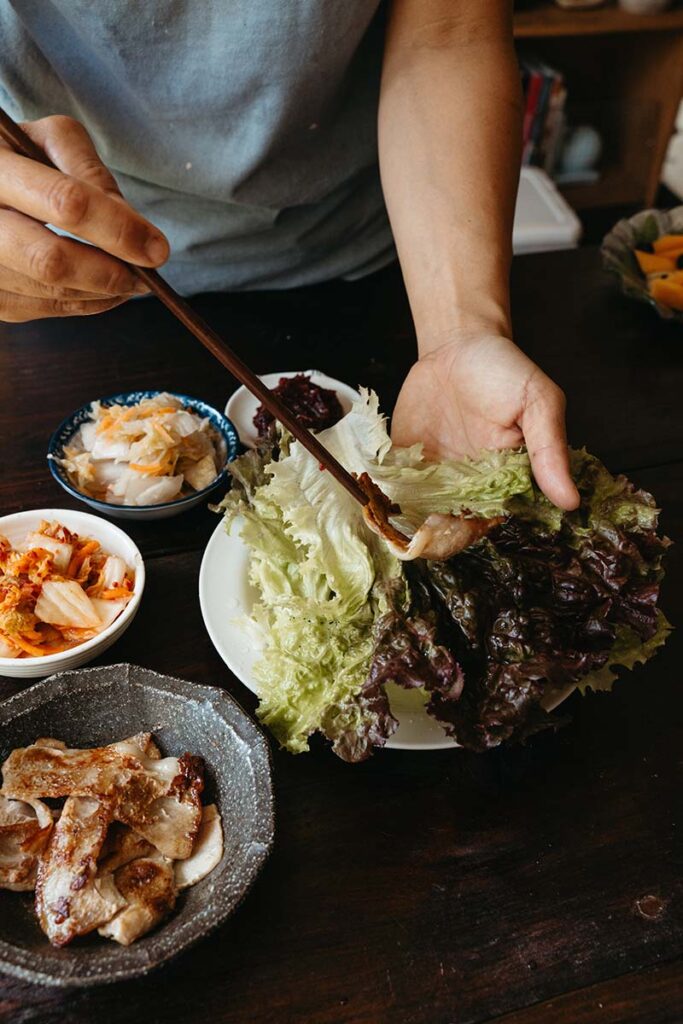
top-left (0, 250), bottom-right (680, 1024)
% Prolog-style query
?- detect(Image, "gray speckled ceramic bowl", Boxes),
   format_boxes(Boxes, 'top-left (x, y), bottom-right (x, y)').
top-left (0, 664), bottom-right (274, 987)
top-left (601, 205), bottom-right (683, 322)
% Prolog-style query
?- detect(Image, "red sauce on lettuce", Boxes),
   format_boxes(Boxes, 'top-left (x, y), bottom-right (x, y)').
top-left (253, 374), bottom-right (344, 438)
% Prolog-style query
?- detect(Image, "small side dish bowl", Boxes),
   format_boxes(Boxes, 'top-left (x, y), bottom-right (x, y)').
top-left (601, 205), bottom-right (683, 322)
top-left (226, 370), bottom-right (359, 448)
top-left (0, 508), bottom-right (144, 680)
top-left (48, 391), bottom-right (241, 521)
top-left (0, 663), bottom-right (274, 986)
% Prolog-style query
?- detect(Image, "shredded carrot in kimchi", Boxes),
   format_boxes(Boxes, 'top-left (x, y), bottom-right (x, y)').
top-left (0, 522), bottom-right (134, 659)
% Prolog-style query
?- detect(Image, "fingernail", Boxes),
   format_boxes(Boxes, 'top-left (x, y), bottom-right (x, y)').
top-left (145, 234), bottom-right (168, 265)
top-left (132, 278), bottom-right (150, 294)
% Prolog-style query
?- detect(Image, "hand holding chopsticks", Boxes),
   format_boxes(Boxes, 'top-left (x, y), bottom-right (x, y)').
top-left (0, 113), bottom-right (167, 319)
top-left (0, 106), bottom-right (371, 509)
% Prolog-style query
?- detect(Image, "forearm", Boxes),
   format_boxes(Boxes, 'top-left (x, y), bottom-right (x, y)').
top-left (379, 1), bottom-right (522, 353)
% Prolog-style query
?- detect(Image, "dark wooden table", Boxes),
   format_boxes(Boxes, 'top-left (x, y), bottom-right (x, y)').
top-left (0, 248), bottom-right (681, 1024)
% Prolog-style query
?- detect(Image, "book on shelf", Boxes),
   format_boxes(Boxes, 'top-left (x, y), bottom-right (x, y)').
top-left (519, 55), bottom-right (567, 175)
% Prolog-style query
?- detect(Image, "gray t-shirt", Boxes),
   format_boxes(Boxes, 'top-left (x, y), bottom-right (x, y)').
top-left (0, 1), bottom-right (395, 293)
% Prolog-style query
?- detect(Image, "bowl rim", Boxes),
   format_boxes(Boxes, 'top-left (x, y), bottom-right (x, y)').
top-left (47, 390), bottom-right (241, 513)
top-left (0, 508), bottom-right (145, 669)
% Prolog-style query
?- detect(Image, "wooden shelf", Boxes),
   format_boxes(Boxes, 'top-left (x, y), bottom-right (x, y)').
top-left (514, 2), bottom-right (683, 38)
top-left (513, 7), bottom-right (683, 209)
top-left (560, 175), bottom-right (645, 209)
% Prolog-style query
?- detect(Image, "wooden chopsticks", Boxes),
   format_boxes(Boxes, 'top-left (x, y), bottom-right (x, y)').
top-left (0, 106), bottom-right (370, 508)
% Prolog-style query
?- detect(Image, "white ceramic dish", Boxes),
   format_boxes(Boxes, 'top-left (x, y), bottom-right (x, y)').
top-left (199, 518), bottom-right (575, 752)
top-left (225, 370), bottom-right (359, 449)
top-left (0, 509), bottom-right (145, 680)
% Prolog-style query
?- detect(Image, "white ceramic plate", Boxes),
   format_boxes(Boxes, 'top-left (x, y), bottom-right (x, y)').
top-left (200, 519), bottom-right (576, 752)
top-left (225, 370), bottom-right (359, 449)
top-left (0, 509), bottom-right (145, 680)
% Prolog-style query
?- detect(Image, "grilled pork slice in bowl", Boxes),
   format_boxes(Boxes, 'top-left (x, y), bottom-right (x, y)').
top-left (0, 664), bottom-right (274, 986)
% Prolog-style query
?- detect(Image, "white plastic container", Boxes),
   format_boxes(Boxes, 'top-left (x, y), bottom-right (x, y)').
top-left (513, 167), bottom-right (583, 254)
top-left (663, 101), bottom-right (683, 199)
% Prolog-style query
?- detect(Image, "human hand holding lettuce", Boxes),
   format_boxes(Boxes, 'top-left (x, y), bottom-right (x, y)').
top-left (215, 392), bottom-right (670, 762)
top-left (392, 331), bottom-right (580, 514)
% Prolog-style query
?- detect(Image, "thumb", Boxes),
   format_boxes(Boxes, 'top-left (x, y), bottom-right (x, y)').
top-left (521, 376), bottom-right (580, 511)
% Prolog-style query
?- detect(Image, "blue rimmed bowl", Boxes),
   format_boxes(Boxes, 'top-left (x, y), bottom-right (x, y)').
top-left (47, 391), bottom-right (240, 521)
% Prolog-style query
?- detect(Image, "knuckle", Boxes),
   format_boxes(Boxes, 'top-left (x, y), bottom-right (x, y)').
top-left (49, 114), bottom-right (81, 137)
top-left (72, 153), bottom-right (111, 185)
top-left (62, 298), bottom-right (115, 316)
top-left (25, 114), bottom-right (77, 138)
top-left (99, 263), bottom-right (133, 295)
top-left (27, 241), bottom-right (68, 285)
top-left (41, 284), bottom-right (75, 300)
top-left (46, 176), bottom-right (89, 226)
top-left (0, 299), bottom-right (22, 323)
top-left (44, 298), bottom-right (65, 316)
top-left (61, 299), bottom-right (92, 315)
top-left (536, 377), bottom-right (565, 409)
top-left (110, 212), bottom-right (142, 256)
top-left (550, 383), bottom-right (567, 410)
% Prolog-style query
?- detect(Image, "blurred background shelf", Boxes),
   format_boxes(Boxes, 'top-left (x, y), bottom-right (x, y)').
top-left (513, 2), bottom-right (683, 214)
top-left (514, 4), bottom-right (683, 37)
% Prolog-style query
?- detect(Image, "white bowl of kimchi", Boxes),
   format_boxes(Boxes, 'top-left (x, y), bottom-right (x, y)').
top-left (0, 509), bottom-right (144, 680)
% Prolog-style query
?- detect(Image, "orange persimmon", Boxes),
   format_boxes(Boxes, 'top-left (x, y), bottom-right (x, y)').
top-left (650, 277), bottom-right (683, 311)
top-left (635, 251), bottom-right (675, 274)
top-left (652, 234), bottom-right (683, 254)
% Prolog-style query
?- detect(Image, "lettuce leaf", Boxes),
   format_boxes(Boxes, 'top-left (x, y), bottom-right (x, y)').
top-left (369, 447), bottom-right (670, 751)
top-left (217, 438), bottom-right (396, 755)
top-left (215, 392), bottom-right (670, 759)
top-left (420, 513), bottom-right (668, 750)
top-left (579, 611), bottom-right (672, 693)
